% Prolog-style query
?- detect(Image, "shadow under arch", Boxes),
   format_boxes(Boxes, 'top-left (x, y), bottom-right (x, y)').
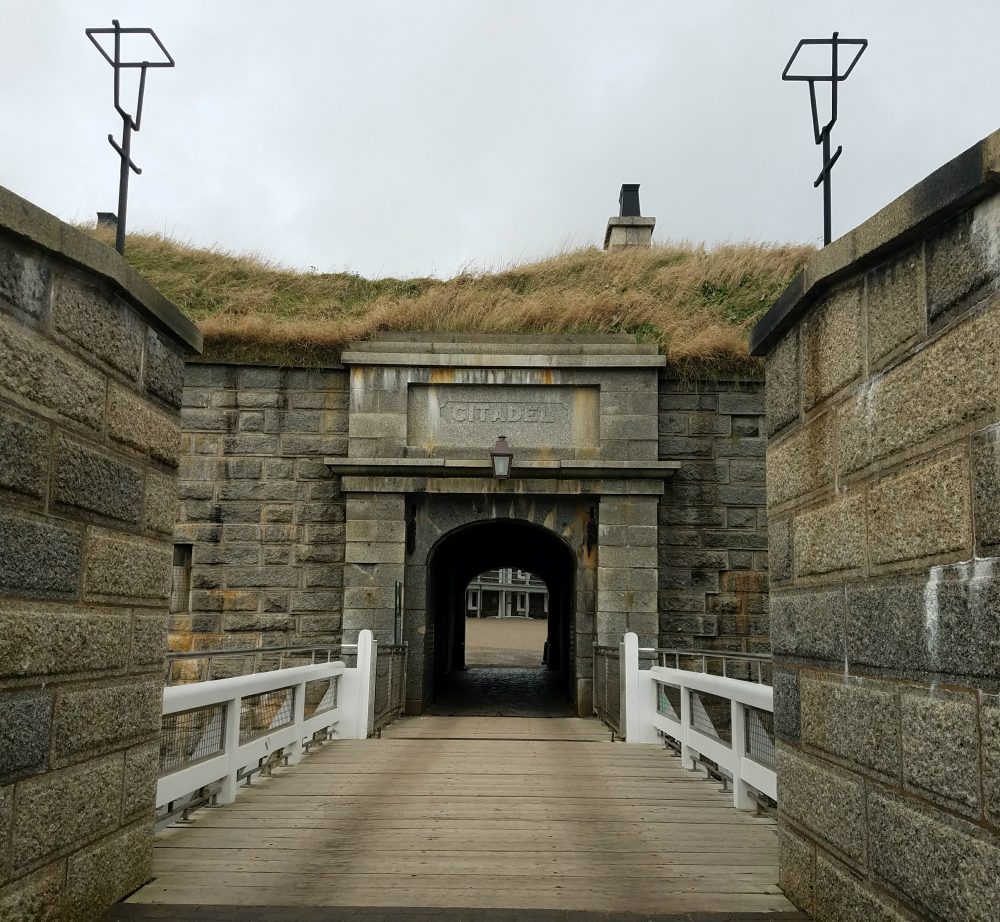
top-left (426, 518), bottom-right (577, 714)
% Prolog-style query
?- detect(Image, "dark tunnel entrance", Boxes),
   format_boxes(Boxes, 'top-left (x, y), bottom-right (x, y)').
top-left (427, 519), bottom-right (576, 716)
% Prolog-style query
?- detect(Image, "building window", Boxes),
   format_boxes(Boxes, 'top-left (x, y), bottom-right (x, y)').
top-left (170, 544), bottom-right (192, 614)
top-left (467, 588), bottom-right (480, 612)
top-left (516, 592), bottom-right (527, 613)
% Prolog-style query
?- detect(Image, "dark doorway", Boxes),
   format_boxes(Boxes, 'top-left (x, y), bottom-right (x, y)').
top-left (427, 519), bottom-right (576, 716)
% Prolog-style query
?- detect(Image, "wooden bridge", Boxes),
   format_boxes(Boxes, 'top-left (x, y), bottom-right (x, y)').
top-left (105, 716), bottom-right (803, 921)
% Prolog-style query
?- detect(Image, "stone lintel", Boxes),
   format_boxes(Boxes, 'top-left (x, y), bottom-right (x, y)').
top-left (340, 351), bottom-right (666, 369)
top-left (751, 126), bottom-right (1000, 357)
top-left (0, 184), bottom-right (203, 354)
top-left (327, 457), bottom-right (679, 480)
top-left (339, 475), bottom-right (666, 496)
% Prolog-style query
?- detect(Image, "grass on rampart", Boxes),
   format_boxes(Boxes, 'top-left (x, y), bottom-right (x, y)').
top-left (89, 227), bottom-right (811, 375)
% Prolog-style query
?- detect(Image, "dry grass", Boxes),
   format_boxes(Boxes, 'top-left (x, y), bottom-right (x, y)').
top-left (89, 227), bottom-right (811, 374)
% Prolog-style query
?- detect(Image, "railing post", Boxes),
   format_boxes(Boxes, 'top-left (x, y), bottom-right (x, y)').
top-left (679, 681), bottom-right (696, 770)
top-left (286, 682), bottom-right (306, 765)
top-left (730, 698), bottom-right (753, 809)
top-left (217, 695), bottom-right (242, 804)
top-left (354, 629), bottom-right (377, 739)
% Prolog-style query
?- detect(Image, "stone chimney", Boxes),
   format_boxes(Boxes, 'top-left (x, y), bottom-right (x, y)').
top-left (604, 184), bottom-right (655, 251)
top-left (96, 211), bottom-right (118, 231)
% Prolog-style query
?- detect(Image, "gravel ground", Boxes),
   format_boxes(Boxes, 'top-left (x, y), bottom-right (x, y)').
top-left (465, 616), bottom-right (547, 667)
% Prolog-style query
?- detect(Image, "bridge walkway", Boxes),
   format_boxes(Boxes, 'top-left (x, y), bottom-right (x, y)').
top-left (109, 717), bottom-right (802, 918)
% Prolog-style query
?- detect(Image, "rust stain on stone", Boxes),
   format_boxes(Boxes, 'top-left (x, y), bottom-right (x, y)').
top-left (429, 369), bottom-right (456, 384)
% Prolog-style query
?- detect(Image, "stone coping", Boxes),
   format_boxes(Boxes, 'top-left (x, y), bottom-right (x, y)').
top-left (750, 127), bottom-right (1000, 357)
top-left (604, 215), bottom-right (656, 248)
top-left (326, 456), bottom-right (679, 480)
top-left (0, 184), bottom-right (203, 353)
top-left (339, 474), bottom-right (666, 495)
top-left (341, 351), bottom-right (666, 368)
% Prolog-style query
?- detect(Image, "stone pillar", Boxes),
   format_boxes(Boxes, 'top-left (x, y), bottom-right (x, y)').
top-left (596, 495), bottom-right (659, 646)
top-left (751, 130), bottom-right (1000, 922)
top-left (604, 183), bottom-right (655, 251)
top-left (0, 188), bottom-right (200, 918)
top-left (343, 492), bottom-right (405, 644)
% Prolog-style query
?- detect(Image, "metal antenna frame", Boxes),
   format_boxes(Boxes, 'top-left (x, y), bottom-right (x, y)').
top-left (782, 32), bottom-right (868, 246)
top-left (86, 20), bottom-right (175, 254)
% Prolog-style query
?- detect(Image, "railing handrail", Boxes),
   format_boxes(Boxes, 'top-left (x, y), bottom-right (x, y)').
top-left (651, 665), bottom-right (773, 711)
top-left (162, 662), bottom-right (344, 716)
top-left (166, 644), bottom-right (340, 660)
top-left (654, 648), bottom-right (773, 661)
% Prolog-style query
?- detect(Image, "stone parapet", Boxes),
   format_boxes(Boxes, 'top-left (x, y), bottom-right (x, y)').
top-left (754, 128), bottom-right (1000, 922)
top-left (0, 194), bottom-right (196, 919)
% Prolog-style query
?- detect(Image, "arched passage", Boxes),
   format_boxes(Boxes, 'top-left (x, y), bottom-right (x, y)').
top-left (427, 519), bottom-right (577, 715)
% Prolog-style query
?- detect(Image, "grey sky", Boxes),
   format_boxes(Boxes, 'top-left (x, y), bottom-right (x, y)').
top-left (2, 1), bottom-right (998, 278)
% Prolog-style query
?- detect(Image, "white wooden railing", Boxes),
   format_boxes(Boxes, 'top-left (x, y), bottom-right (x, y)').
top-left (617, 632), bottom-right (777, 810)
top-left (157, 629), bottom-right (380, 815)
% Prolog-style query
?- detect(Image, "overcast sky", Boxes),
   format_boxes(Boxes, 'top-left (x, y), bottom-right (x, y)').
top-left (1, 1), bottom-right (998, 278)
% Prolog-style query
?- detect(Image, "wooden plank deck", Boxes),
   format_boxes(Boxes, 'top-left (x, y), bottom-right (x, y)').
top-left (119, 717), bottom-right (800, 917)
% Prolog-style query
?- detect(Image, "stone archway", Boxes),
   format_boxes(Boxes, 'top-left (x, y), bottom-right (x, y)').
top-left (426, 518), bottom-right (578, 715)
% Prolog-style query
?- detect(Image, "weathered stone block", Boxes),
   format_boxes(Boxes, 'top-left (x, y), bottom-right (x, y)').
top-left (766, 330), bottom-right (800, 435)
top-left (0, 864), bottom-right (64, 922)
top-left (122, 739), bottom-right (158, 819)
top-left (800, 674), bottom-right (900, 778)
top-left (67, 820), bottom-right (152, 920)
top-left (838, 304), bottom-right (998, 475)
top-left (0, 404), bottom-right (48, 501)
top-left (718, 392), bottom-right (765, 416)
top-left (108, 385), bottom-right (179, 466)
top-left (984, 695), bottom-right (1000, 827)
top-left (131, 612), bottom-right (168, 666)
top-left (84, 531), bottom-right (170, 600)
top-left (0, 605), bottom-right (129, 677)
top-left (0, 690), bottom-right (51, 783)
top-left (901, 687), bottom-right (980, 817)
top-left (926, 211), bottom-right (996, 325)
top-left (767, 413), bottom-right (833, 506)
top-left (793, 494), bottom-right (865, 577)
top-left (0, 782), bottom-right (11, 883)
top-left (869, 786), bottom-right (1000, 922)
top-left (0, 314), bottom-right (106, 428)
top-left (773, 667), bottom-right (800, 743)
top-left (0, 244), bottom-right (49, 319)
top-left (51, 676), bottom-right (160, 761)
top-left (778, 746), bottom-right (866, 865)
top-left (867, 247), bottom-right (923, 370)
top-left (770, 589), bottom-right (845, 662)
top-left (225, 566), bottom-right (301, 589)
top-left (768, 517), bottom-right (792, 582)
top-left (0, 510), bottom-right (81, 598)
top-left (53, 274), bottom-right (143, 380)
top-left (221, 612), bottom-right (288, 632)
top-left (144, 328), bottom-right (185, 408)
top-left (803, 283), bottom-right (862, 408)
top-left (12, 753), bottom-right (121, 867)
top-left (867, 452), bottom-right (971, 567)
top-left (181, 407), bottom-right (237, 431)
top-left (814, 852), bottom-right (911, 922)
top-left (846, 562), bottom-right (1000, 679)
top-left (972, 422), bottom-right (1000, 555)
top-left (144, 469), bottom-right (177, 535)
top-left (778, 824), bottom-right (814, 914)
top-left (54, 435), bottom-right (143, 524)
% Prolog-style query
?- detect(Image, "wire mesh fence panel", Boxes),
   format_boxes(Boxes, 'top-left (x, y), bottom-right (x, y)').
top-left (690, 690), bottom-right (732, 744)
top-left (373, 646), bottom-right (407, 732)
top-left (239, 687), bottom-right (294, 743)
top-left (390, 649), bottom-right (406, 714)
top-left (160, 704), bottom-right (225, 774)
top-left (745, 704), bottom-right (776, 768)
top-left (593, 646), bottom-right (621, 736)
top-left (303, 676), bottom-right (338, 719)
top-left (656, 682), bottom-right (681, 720)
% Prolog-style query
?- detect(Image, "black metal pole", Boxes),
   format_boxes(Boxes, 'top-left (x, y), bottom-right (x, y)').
top-left (116, 118), bottom-right (131, 255)
top-left (822, 129), bottom-right (832, 246)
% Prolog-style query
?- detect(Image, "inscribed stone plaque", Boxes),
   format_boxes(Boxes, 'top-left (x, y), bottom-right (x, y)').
top-left (407, 385), bottom-right (599, 452)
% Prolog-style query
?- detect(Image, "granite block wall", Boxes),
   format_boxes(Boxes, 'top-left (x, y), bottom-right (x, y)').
top-left (174, 364), bottom-right (349, 654)
top-left (657, 377), bottom-right (769, 656)
top-left (0, 188), bottom-right (199, 919)
top-left (754, 131), bottom-right (1000, 922)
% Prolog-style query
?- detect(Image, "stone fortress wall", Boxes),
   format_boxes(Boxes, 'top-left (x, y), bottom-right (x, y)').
top-left (0, 189), bottom-right (200, 919)
top-left (753, 130), bottom-right (1000, 922)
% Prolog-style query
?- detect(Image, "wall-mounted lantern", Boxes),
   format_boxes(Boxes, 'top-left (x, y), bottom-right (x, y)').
top-left (490, 435), bottom-right (513, 479)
